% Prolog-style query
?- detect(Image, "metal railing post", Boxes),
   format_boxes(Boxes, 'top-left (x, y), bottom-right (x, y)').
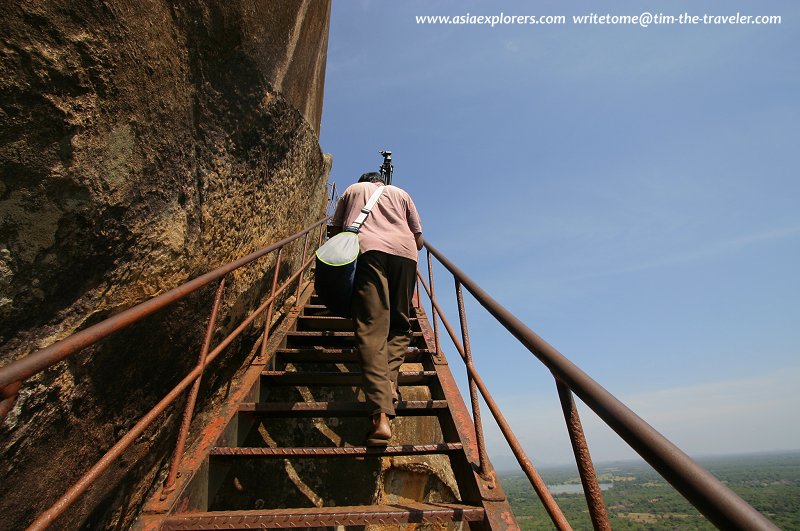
top-left (294, 233), bottom-right (310, 309)
top-left (418, 273), bottom-right (572, 530)
top-left (556, 379), bottom-right (611, 531)
top-left (426, 250), bottom-right (441, 355)
top-left (455, 279), bottom-right (492, 483)
top-left (260, 247), bottom-right (284, 358)
top-left (162, 278), bottom-right (227, 497)
top-left (318, 220), bottom-right (326, 248)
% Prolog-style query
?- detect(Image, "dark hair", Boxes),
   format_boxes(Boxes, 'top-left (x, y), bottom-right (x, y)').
top-left (358, 172), bottom-right (385, 184)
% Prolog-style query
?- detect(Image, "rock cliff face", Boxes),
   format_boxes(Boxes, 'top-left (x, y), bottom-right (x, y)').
top-left (0, 0), bottom-right (331, 528)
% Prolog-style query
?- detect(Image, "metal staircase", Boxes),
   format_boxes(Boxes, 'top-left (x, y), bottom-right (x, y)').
top-left (135, 286), bottom-right (516, 529)
top-left (0, 212), bottom-right (779, 530)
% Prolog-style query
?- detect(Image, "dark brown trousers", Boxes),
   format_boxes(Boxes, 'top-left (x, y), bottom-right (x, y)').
top-left (351, 251), bottom-right (417, 417)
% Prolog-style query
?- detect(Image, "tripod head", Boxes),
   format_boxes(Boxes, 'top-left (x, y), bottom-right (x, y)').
top-left (379, 150), bottom-right (393, 185)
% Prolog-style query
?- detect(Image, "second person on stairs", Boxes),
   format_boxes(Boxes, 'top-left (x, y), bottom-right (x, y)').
top-left (329, 170), bottom-right (424, 446)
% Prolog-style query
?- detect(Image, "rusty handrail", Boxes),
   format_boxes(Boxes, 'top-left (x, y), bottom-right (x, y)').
top-left (0, 217), bottom-right (329, 390)
top-left (417, 273), bottom-right (572, 530)
top-left (421, 240), bottom-right (779, 530)
top-left (25, 252), bottom-right (317, 531)
top-left (1, 206), bottom-right (330, 530)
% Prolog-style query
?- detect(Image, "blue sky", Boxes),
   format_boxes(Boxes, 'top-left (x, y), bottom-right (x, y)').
top-left (319, 0), bottom-right (799, 466)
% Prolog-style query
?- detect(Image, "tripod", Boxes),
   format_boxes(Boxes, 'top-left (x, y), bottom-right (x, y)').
top-left (379, 150), bottom-right (393, 185)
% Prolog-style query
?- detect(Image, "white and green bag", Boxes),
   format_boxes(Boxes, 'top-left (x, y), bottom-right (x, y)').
top-left (314, 186), bottom-right (385, 316)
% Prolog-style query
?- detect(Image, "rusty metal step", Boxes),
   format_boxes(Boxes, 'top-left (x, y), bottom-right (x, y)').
top-left (301, 303), bottom-right (335, 316)
top-left (161, 501), bottom-right (485, 529)
top-left (274, 347), bottom-right (427, 364)
top-left (284, 331), bottom-right (355, 348)
top-left (260, 370), bottom-right (436, 386)
top-left (284, 330), bottom-right (425, 347)
top-left (297, 315), bottom-right (355, 331)
top-left (239, 400), bottom-right (448, 417)
top-left (210, 443), bottom-right (463, 458)
top-left (297, 314), bottom-right (420, 331)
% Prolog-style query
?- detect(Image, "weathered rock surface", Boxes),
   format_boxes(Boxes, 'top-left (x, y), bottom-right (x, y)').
top-left (0, 0), bottom-right (331, 528)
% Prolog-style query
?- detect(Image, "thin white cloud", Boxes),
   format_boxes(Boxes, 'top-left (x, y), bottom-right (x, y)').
top-left (488, 367), bottom-right (800, 465)
top-left (575, 224), bottom-right (800, 280)
top-left (455, 223), bottom-right (800, 294)
top-left (433, 223), bottom-right (800, 309)
top-left (579, 367), bottom-right (800, 459)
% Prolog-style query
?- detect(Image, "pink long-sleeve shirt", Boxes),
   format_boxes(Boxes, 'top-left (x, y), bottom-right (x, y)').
top-left (330, 182), bottom-right (422, 262)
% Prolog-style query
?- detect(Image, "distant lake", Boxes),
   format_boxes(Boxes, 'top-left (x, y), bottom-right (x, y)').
top-left (547, 482), bottom-right (613, 494)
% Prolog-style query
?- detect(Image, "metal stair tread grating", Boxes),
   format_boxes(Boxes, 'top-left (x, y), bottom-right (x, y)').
top-left (286, 330), bottom-right (424, 337)
top-left (298, 314), bottom-right (418, 323)
top-left (239, 400), bottom-right (448, 417)
top-left (161, 502), bottom-right (485, 529)
top-left (260, 370), bottom-right (436, 385)
top-left (210, 443), bottom-right (463, 458)
top-left (273, 347), bottom-right (428, 363)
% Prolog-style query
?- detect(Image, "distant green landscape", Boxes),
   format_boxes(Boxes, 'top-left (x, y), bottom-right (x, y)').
top-left (499, 451), bottom-right (800, 530)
